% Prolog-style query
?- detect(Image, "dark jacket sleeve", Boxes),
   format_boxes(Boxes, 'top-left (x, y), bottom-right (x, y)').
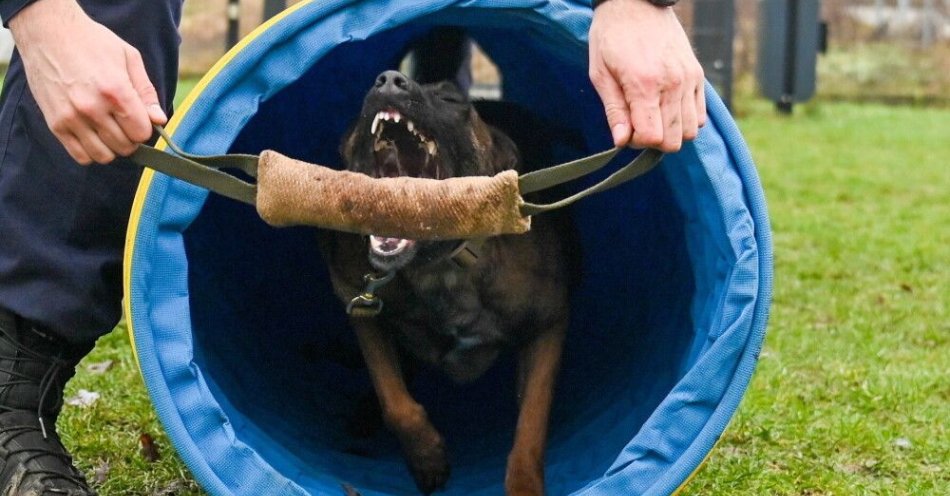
top-left (1, 0), bottom-right (38, 28)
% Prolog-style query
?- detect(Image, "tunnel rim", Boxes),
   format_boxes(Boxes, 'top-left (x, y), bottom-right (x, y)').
top-left (124, 1), bottom-right (773, 495)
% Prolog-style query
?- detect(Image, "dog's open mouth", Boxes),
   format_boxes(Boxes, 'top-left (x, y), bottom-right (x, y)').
top-left (367, 109), bottom-right (442, 268)
top-left (371, 109), bottom-right (441, 179)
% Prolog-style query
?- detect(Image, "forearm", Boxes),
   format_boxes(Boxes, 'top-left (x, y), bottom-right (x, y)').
top-left (7, 0), bottom-right (86, 45)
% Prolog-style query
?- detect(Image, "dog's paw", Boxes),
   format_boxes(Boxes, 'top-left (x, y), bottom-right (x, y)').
top-left (403, 429), bottom-right (450, 494)
top-left (505, 456), bottom-right (544, 496)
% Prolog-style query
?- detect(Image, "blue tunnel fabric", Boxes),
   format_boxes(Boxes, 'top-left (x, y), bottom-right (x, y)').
top-left (126, 1), bottom-right (772, 495)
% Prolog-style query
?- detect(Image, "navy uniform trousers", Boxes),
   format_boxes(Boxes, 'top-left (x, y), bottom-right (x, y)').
top-left (0, 0), bottom-right (183, 345)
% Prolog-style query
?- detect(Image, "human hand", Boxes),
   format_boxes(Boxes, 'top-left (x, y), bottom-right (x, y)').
top-left (589, 0), bottom-right (706, 152)
top-left (9, 0), bottom-right (167, 165)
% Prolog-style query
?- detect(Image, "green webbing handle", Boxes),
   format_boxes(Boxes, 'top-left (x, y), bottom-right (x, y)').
top-left (130, 126), bottom-right (259, 206)
top-left (518, 148), bottom-right (664, 216)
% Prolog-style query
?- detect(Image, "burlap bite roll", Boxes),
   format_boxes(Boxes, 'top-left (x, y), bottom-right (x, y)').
top-left (255, 150), bottom-right (531, 239)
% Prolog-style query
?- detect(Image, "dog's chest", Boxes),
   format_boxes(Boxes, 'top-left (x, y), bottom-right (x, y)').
top-left (386, 267), bottom-right (510, 382)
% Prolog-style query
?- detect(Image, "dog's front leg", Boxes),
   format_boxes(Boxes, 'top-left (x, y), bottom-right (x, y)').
top-left (505, 324), bottom-right (567, 496)
top-left (350, 318), bottom-right (449, 494)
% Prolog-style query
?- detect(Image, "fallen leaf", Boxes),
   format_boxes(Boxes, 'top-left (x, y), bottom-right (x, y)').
top-left (151, 480), bottom-right (186, 496)
top-left (93, 460), bottom-right (110, 485)
top-left (720, 446), bottom-right (743, 458)
top-left (86, 360), bottom-right (114, 374)
top-left (140, 433), bottom-right (161, 462)
top-left (65, 389), bottom-right (100, 408)
top-left (837, 463), bottom-right (862, 474)
top-left (893, 437), bottom-right (913, 449)
top-left (900, 283), bottom-right (913, 292)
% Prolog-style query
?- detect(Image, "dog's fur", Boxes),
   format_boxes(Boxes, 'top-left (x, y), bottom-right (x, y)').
top-left (321, 71), bottom-right (575, 495)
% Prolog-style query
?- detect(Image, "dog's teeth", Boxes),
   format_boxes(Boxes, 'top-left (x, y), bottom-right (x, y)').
top-left (393, 112), bottom-right (401, 123)
top-left (371, 113), bottom-right (381, 135)
top-left (407, 120), bottom-right (414, 132)
top-left (426, 140), bottom-right (437, 156)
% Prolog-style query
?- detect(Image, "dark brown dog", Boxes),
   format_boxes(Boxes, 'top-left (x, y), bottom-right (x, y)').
top-left (321, 71), bottom-right (575, 495)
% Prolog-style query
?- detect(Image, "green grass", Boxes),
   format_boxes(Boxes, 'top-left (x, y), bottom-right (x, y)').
top-left (681, 101), bottom-right (949, 495)
top-left (61, 327), bottom-right (203, 495)
top-left (55, 95), bottom-right (948, 494)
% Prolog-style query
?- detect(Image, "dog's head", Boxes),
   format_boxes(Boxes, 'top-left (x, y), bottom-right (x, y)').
top-left (341, 70), bottom-right (519, 272)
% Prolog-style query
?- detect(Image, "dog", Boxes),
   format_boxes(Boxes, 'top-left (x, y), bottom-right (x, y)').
top-left (320, 70), bottom-right (577, 495)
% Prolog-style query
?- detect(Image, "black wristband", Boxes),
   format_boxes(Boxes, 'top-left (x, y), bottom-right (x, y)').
top-left (593, 0), bottom-right (679, 8)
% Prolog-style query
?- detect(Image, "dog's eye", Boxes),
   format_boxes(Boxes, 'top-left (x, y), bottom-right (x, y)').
top-left (438, 93), bottom-right (465, 104)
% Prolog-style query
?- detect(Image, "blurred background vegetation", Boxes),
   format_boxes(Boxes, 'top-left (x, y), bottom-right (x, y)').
top-left (174, 0), bottom-right (949, 106)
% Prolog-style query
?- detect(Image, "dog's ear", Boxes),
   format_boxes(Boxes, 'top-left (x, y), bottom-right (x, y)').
top-left (487, 126), bottom-right (520, 174)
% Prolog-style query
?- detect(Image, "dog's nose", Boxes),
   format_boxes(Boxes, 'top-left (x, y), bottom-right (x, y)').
top-left (374, 70), bottom-right (411, 95)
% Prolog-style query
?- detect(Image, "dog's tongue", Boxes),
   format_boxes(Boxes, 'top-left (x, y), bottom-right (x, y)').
top-left (370, 235), bottom-right (415, 256)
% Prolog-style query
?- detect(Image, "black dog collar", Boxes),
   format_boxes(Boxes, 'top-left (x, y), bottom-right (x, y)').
top-left (593, 0), bottom-right (679, 8)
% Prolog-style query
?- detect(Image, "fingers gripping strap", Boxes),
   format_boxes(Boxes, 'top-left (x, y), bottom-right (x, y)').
top-left (255, 150), bottom-right (531, 239)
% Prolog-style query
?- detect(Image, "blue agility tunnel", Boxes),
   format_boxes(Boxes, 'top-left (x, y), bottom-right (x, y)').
top-left (124, 1), bottom-right (772, 495)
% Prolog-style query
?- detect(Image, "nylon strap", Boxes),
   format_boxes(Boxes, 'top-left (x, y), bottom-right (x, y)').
top-left (518, 148), bottom-right (664, 216)
top-left (130, 126), bottom-right (259, 206)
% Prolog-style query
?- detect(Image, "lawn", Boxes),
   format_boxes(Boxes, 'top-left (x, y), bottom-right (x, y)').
top-left (56, 94), bottom-right (948, 495)
top-left (680, 100), bottom-right (949, 495)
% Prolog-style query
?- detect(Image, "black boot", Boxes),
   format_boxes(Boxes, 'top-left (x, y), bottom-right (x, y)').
top-left (0, 309), bottom-right (96, 495)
